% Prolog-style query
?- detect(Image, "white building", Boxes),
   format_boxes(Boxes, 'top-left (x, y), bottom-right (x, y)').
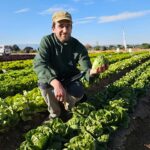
top-left (0, 45), bottom-right (11, 56)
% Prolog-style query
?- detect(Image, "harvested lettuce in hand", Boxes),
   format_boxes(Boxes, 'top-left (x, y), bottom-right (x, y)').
top-left (92, 55), bottom-right (109, 69)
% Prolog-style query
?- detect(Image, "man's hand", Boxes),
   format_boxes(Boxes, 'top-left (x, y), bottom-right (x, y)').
top-left (50, 79), bottom-right (66, 102)
top-left (90, 64), bottom-right (108, 76)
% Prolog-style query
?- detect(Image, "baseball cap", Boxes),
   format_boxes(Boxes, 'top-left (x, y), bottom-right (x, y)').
top-left (52, 11), bottom-right (72, 23)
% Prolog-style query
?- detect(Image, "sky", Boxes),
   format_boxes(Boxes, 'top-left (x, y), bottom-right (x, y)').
top-left (0, 0), bottom-right (150, 47)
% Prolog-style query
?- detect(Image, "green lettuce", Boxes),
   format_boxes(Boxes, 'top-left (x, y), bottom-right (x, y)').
top-left (92, 55), bottom-right (109, 69)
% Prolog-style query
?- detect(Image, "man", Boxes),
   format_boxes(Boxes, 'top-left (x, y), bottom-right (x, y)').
top-left (33, 10), bottom-right (107, 119)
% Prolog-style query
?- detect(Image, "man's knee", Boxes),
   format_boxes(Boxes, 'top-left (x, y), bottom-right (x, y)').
top-left (66, 81), bottom-right (84, 98)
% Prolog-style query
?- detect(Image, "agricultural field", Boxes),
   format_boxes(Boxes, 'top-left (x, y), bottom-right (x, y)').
top-left (0, 50), bottom-right (150, 150)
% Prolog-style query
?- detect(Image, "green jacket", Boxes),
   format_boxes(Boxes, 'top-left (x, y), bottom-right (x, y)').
top-left (33, 33), bottom-right (92, 84)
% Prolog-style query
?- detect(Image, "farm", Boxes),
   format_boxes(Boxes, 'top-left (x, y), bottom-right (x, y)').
top-left (0, 50), bottom-right (150, 150)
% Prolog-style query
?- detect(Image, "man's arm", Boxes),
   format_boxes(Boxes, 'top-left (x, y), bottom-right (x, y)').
top-left (34, 36), bottom-right (67, 102)
top-left (33, 36), bottom-right (57, 84)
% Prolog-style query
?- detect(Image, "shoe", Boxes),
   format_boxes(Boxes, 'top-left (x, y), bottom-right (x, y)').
top-left (60, 111), bottom-right (73, 122)
top-left (80, 94), bottom-right (87, 103)
top-left (42, 115), bottom-right (53, 124)
top-left (75, 94), bottom-right (87, 106)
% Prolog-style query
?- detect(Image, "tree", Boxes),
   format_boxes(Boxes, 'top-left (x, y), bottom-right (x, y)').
top-left (12, 44), bottom-right (20, 52)
top-left (94, 45), bottom-right (101, 51)
top-left (100, 46), bottom-right (107, 51)
top-left (23, 47), bottom-right (33, 53)
top-left (127, 44), bottom-right (133, 48)
top-left (94, 41), bottom-right (101, 51)
top-left (117, 44), bottom-right (124, 49)
top-left (140, 43), bottom-right (150, 49)
top-left (108, 45), bottom-right (116, 50)
top-left (85, 44), bottom-right (93, 51)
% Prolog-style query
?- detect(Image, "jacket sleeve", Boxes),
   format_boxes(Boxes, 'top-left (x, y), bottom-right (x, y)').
top-left (77, 42), bottom-right (92, 82)
top-left (33, 36), bottom-right (57, 84)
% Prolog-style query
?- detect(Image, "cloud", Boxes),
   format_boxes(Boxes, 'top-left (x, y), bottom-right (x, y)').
top-left (39, 5), bottom-right (76, 15)
top-left (14, 8), bottom-right (30, 14)
top-left (75, 16), bottom-right (96, 24)
top-left (99, 10), bottom-right (150, 23)
top-left (73, 0), bottom-right (94, 5)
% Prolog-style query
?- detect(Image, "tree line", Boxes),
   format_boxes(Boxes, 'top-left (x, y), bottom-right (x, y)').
top-left (8, 44), bottom-right (36, 53)
top-left (8, 43), bottom-right (150, 53)
top-left (85, 43), bottom-right (150, 51)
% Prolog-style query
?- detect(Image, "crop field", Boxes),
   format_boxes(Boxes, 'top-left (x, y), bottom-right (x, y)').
top-left (0, 50), bottom-right (150, 150)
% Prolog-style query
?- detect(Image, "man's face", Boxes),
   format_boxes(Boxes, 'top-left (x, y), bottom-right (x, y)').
top-left (52, 20), bottom-right (72, 43)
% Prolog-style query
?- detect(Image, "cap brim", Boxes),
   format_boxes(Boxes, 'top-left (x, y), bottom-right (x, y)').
top-left (54, 18), bottom-right (72, 22)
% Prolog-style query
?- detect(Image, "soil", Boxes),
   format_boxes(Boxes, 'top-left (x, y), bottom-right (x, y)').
top-left (0, 112), bottom-right (48, 150)
top-left (108, 89), bottom-right (150, 150)
top-left (124, 90), bottom-right (150, 150)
